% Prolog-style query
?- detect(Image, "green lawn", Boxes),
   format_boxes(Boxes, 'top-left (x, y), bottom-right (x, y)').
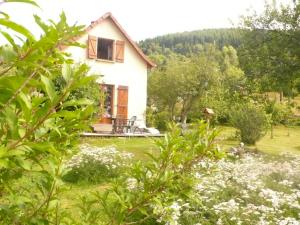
top-left (218, 125), bottom-right (300, 155)
top-left (257, 126), bottom-right (300, 155)
top-left (81, 126), bottom-right (300, 157)
top-left (81, 137), bottom-right (159, 160)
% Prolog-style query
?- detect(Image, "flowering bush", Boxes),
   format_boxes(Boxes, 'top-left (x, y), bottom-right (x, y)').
top-left (63, 145), bottom-right (133, 183)
top-left (179, 153), bottom-right (300, 225)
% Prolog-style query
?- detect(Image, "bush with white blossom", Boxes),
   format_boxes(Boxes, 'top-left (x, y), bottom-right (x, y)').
top-left (179, 153), bottom-right (300, 225)
top-left (63, 144), bottom-right (133, 183)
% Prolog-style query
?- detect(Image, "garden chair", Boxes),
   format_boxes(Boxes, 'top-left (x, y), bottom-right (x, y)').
top-left (112, 117), bottom-right (128, 134)
top-left (126, 116), bottom-right (144, 133)
top-left (126, 116), bottom-right (137, 133)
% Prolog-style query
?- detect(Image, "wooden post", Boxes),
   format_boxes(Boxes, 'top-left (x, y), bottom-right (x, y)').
top-left (203, 108), bottom-right (214, 131)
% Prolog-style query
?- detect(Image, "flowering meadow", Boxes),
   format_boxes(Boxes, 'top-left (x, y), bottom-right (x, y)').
top-left (174, 153), bottom-right (300, 225)
top-left (69, 141), bottom-right (300, 224)
top-left (63, 144), bottom-right (133, 183)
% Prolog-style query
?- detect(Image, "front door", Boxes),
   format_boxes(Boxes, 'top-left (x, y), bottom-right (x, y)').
top-left (100, 84), bottom-right (114, 124)
top-left (117, 86), bottom-right (128, 119)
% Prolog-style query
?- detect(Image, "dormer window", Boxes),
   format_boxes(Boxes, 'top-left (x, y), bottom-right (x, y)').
top-left (88, 35), bottom-right (125, 63)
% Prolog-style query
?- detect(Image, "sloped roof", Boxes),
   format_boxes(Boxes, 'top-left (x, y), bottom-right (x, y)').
top-left (65, 12), bottom-right (156, 68)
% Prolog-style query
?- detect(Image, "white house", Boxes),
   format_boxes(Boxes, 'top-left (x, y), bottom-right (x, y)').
top-left (63, 12), bottom-right (155, 131)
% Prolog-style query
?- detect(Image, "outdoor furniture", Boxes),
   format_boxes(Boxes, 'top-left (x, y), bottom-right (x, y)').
top-left (127, 116), bottom-right (137, 133)
top-left (112, 117), bottom-right (128, 133)
top-left (112, 116), bottom-right (143, 134)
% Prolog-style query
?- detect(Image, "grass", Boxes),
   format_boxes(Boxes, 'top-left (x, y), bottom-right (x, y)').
top-left (81, 125), bottom-right (300, 157)
top-left (81, 137), bottom-right (159, 160)
top-left (218, 125), bottom-right (300, 155)
top-left (60, 183), bottom-right (109, 214)
top-left (257, 126), bottom-right (300, 155)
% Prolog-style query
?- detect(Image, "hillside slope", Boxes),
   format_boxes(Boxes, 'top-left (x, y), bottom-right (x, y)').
top-left (139, 28), bottom-right (244, 56)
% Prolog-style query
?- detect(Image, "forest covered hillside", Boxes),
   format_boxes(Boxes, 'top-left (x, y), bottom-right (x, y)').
top-left (139, 28), bottom-right (244, 56)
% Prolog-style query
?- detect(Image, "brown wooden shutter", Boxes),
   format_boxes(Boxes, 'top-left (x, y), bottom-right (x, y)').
top-left (115, 40), bottom-right (125, 63)
top-left (117, 86), bottom-right (128, 119)
top-left (88, 35), bottom-right (97, 59)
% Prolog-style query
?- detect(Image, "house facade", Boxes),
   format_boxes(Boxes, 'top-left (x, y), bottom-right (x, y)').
top-left (64, 12), bottom-right (155, 127)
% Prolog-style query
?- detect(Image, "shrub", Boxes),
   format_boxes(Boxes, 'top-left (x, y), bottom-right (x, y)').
top-left (154, 111), bottom-right (170, 131)
top-left (146, 108), bottom-right (170, 131)
top-left (63, 145), bottom-right (133, 183)
top-left (265, 101), bottom-right (292, 125)
top-left (146, 106), bottom-right (156, 127)
top-left (230, 103), bottom-right (268, 144)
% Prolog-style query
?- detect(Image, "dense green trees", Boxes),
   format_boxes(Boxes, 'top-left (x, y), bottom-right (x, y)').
top-left (239, 0), bottom-right (300, 98)
top-left (148, 44), bottom-right (246, 126)
top-left (140, 0), bottom-right (300, 101)
top-left (139, 28), bottom-right (243, 56)
top-left (145, 0), bottom-right (300, 144)
top-left (148, 50), bottom-right (220, 124)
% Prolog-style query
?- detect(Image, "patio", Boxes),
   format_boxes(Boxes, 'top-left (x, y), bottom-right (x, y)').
top-left (88, 117), bottom-right (162, 137)
top-left (81, 132), bottom-right (164, 138)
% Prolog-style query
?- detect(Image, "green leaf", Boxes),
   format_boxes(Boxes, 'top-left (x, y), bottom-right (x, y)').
top-left (17, 92), bottom-right (32, 121)
top-left (0, 146), bottom-right (8, 159)
top-left (48, 199), bottom-right (59, 210)
top-left (80, 105), bottom-right (94, 118)
top-left (138, 207), bottom-right (149, 216)
top-left (44, 118), bottom-right (61, 137)
top-left (15, 157), bottom-right (32, 170)
top-left (41, 75), bottom-right (57, 102)
top-left (27, 142), bottom-right (59, 156)
top-left (62, 98), bottom-right (93, 108)
top-left (0, 88), bottom-right (13, 105)
top-left (33, 15), bottom-right (48, 33)
top-left (0, 11), bottom-right (10, 19)
top-left (0, 45), bottom-right (17, 62)
top-left (0, 159), bottom-right (9, 168)
top-left (51, 110), bottom-right (78, 119)
top-left (0, 18), bottom-right (35, 41)
top-left (18, 92), bottom-right (32, 109)
top-left (6, 149), bottom-right (25, 157)
top-left (4, 0), bottom-right (40, 8)
top-left (62, 63), bottom-right (72, 83)
top-left (4, 107), bottom-right (19, 139)
top-left (0, 31), bottom-right (18, 50)
top-left (18, 128), bottom-right (26, 138)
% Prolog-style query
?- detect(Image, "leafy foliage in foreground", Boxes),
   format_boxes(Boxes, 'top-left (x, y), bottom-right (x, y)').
top-left (81, 122), bottom-right (223, 225)
top-left (0, 1), bottom-right (99, 224)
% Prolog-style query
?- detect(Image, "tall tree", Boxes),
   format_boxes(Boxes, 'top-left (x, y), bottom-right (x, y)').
top-left (148, 44), bottom-right (221, 124)
top-left (239, 0), bottom-right (300, 98)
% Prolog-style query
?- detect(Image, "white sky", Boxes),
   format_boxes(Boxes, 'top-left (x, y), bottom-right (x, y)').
top-left (0, 0), bottom-right (292, 41)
